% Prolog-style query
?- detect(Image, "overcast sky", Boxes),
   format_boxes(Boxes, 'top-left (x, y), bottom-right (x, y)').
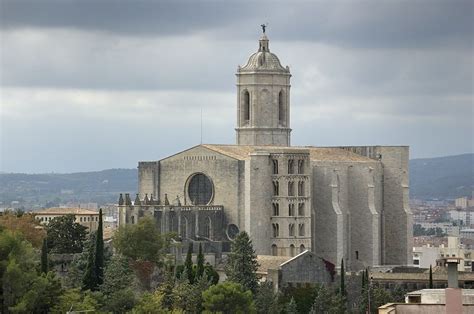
top-left (0, 0), bottom-right (472, 173)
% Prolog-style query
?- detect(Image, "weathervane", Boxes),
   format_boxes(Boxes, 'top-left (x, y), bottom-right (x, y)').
top-left (261, 23), bottom-right (268, 34)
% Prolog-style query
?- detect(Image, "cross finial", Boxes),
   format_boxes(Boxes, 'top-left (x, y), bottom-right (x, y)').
top-left (261, 23), bottom-right (267, 34)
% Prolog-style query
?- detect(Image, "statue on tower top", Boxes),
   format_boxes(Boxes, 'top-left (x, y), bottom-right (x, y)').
top-left (261, 23), bottom-right (267, 34)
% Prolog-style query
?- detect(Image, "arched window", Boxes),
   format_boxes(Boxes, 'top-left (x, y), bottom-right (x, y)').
top-left (289, 223), bottom-right (295, 236)
top-left (273, 181), bottom-right (279, 196)
top-left (290, 244), bottom-right (296, 257)
top-left (188, 173), bottom-right (213, 205)
top-left (204, 217), bottom-right (213, 239)
top-left (298, 181), bottom-right (305, 196)
top-left (298, 203), bottom-right (305, 216)
top-left (297, 160), bottom-right (304, 174)
top-left (288, 159), bottom-right (294, 174)
top-left (272, 244), bottom-right (278, 256)
top-left (278, 90), bottom-right (285, 124)
top-left (298, 224), bottom-right (305, 236)
top-left (288, 204), bottom-right (295, 216)
top-left (131, 216), bottom-right (135, 224)
top-left (300, 244), bottom-right (305, 253)
top-left (272, 203), bottom-right (280, 216)
top-left (80, 217), bottom-right (83, 222)
top-left (288, 181), bottom-right (295, 196)
top-left (272, 223), bottom-right (279, 237)
top-left (272, 159), bottom-right (279, 174)
top-left (181, 217), bottom-right (188, 239)
top-left (243, 90), bottom-right (250, 122)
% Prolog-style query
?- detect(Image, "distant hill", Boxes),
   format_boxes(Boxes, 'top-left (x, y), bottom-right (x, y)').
top-left (1, 154), bottom-right (472, 207)
top-left (0, 169), bottom-right (137, 207)
top-left (410, 153), bottom-right (474, 200)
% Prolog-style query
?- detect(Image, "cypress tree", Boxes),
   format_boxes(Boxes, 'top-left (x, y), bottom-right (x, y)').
top-left (82, 236), bottom-right (97, 290)
top-left (196, 243), bottom-right (205, 279)
top-left (95, 208), bottom-right (104, 285)
top-left (340, 258), bottom-right (345, 296)
top-left (184, 243), bottom-right (194, 284)
top-left (41, 238), bottom-right (48, 274)
top-left (429, 264), bottom-right (433, 288)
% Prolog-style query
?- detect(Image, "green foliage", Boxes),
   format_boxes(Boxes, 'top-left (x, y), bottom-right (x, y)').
top-left (0, 230), bottom-right (38, 312)
top-left (202, 281), bottom-right (254, 313)
top-left (100, 254), bottom-right (135, 297)
top-left (255, 282), bottom-right (279, 314)
top-left (184, 243), bottom-right (194, 284)
top-left (0, 212), bottom-right (46, 248)
top-left (46, 214), bottom-right (87, 253)
top-left (114, 217), bottom-right (166, 263)
top-left (196, 243), bottom-right (205, 279)
top-left (102, 287), bottom-right (137, 313)
top-left (280, 286), bottom-right (315, 314)
top-left (132, 290), bottom-right (169, 313)
top-left (285, 297), bottom-right (298, 314)
top-left (82, 236), bottom-right (97, 291)
top-left (309, 284), bottom-right (346, 314)
top-left (204, 263), bottom-right (219, 285)
top-left (9, 272), bottom-right (63, 313)
top-left (225, 231), bottom-right (259, 294)
top-left (40, 238), bottom-right (48, 274)
top-left (52, 288), bottom-right (100, 313)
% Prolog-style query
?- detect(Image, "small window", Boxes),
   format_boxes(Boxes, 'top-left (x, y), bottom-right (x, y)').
top-left (290, 244), bottom-right (296, 257)
top-left (289, 224), bottom-right (295, 236)
top-left (272, 203), bottom-right (280, 216)
top-left (288, 204), bottom-right (295, 216)
top-left (356, 251), bottom-right (359, 260)
top-left (80, 217), bottom-right (83, 222)
top-left (288, 182), bottom-right (295, 196)
top-left (272, 244), bottom-right (278, 256)
top-left (288, 159), bottom-right (294, 174)
top-left (298, 181), bottom-right (305, 196)
top-left (298, 224), bottom-right (305, 236)
top-left (243, 90), bottom-right (250, 122)
top-left (413, 260), bottom-right (420, 265)
top-left (298, 203), bottom-right (305, 216)
top-left (131, 216), bottom-right (135, 224)
top-left (278, 90), bottom-right (285, 124)
top-left (300, 244), bottom-right (305, 253)
top-left (273, 181), bottom-right (279, 196)
top-left (272, 223), bottom-right (279, 237)
top-left (272, 159), bottom-right (279, 174)
top-left (297, 160), bottom-right (304, 174)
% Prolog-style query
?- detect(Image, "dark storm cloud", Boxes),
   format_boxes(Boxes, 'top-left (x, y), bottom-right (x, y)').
top-left (1, 0), bottom-right (472, 48)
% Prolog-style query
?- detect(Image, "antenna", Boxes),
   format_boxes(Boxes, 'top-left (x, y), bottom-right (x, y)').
top-left (200, 107), bottom-right (203, 144)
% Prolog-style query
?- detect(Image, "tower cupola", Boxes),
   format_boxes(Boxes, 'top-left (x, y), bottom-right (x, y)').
top-left (235, 28), bottom-right (292, 146)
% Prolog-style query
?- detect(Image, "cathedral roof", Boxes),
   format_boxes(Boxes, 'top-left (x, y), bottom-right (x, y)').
top-left (239, 34), bottom-right (289, 73)
top-left (202, 144), bottom-right (376, 162)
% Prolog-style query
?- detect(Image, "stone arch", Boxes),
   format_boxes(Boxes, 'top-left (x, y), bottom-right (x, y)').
top-left (204, 216), bottom-right (213, 239)
top-left (300, 244), bottom-right (305, 253)
top-left (272, 244), bottom-right (278, 256)
top-left (290, 244), bottom-right (296, 257)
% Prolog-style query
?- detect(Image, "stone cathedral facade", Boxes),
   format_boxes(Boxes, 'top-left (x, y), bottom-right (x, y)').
top-left (118, 32), bottom-right (413, 270)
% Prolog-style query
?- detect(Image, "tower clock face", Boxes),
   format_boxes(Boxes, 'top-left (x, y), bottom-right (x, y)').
top-left (226, 224), bottom-right (240, 240)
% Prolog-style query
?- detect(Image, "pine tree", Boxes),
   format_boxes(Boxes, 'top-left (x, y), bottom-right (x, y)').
top-left (340, 258), bottom-right (346, 296)
top-left (224, 231), bottom-right (259, 293)
top-left (196, 243), bottom-right (205, 279)
top-left (95, 208), bottom-right (104, 286)
top-left (285, 297), bottom-right (298, 314)
top-left (184, 243), bottom-right (194, 284)
top-left (41, 238), bottom-right (48, 274)
top-left (429, 264), bottom-right (433, 288)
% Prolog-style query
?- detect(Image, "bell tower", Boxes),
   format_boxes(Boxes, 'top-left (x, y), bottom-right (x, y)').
top-left (236, 29), bottom-right (292, 146)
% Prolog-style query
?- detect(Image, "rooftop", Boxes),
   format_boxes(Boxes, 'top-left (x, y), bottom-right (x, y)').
top-left (34, 207), bottom-right (99, 216)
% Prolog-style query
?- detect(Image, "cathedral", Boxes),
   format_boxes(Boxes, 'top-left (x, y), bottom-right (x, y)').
top-left (118, 31), bottom-right (413, 270)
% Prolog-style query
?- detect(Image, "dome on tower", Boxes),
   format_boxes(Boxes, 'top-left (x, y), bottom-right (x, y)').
top-left (239, 34), bottom-right (289, 73)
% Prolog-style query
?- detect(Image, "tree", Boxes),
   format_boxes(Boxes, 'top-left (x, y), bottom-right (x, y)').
top-left (113, 217), bottom-right (167, 263)
top-left (184, 243), bottom-right (194, 284)
top-left (340, 258), bottom-right (346, 296)
top-left (46, 214), bottom-right (87, 253)
top-left (225, 231), bottom-right (259, 293)
top-left (429, 264), bottom-right (433, 288)
top-left (196, 243), bottom-right (205, 279)
top-left (41, 238), bottom-right (48, 274)
top-left (204, 263), bottom-right (219, 285)
top-left (0, 212), bottom-right (46, 248)
top-left (202, 281), bottom-right (254, 313)
top-left (255, 282), bottom-right (279, 314)
top-left (100, 254), bottom-right (135, 298)
top-left (82, 236), bottom-right (97, 291)
top-left (52, 288), bottom-right (100, 313)
top-left (95, 208), bottom-right (104, 285)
